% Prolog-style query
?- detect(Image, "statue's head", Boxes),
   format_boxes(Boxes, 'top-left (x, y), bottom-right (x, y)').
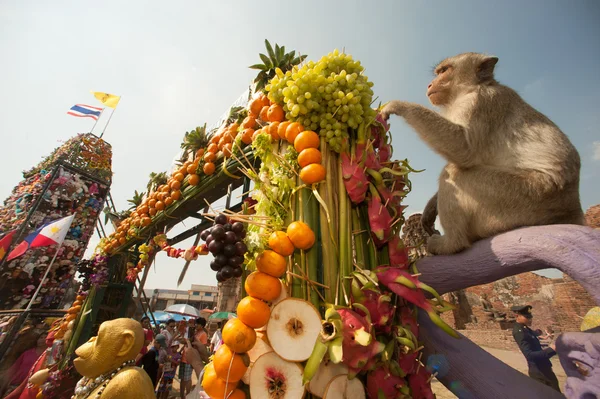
top-left (73, 318), bottom-right (144, 378)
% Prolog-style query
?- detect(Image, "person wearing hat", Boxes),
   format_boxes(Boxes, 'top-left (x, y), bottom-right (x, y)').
top-left (511, 304), bottom-right (561, 392)
top-left (140, 333), bottom-right (168, 388)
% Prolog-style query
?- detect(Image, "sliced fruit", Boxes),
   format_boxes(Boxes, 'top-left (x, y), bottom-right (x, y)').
top-left (323, 374), bottom-right (366, 399)
top-left (270, 279), bottom-right (289, 307)
top-left (308, 361), bottom-right (349, 397)
top-left (213, 344), bottom-right (249, 382)
top-left (202, 362), bottom-right (237, 399)
top-left (222, 318), bottom-right (257, 353)
top-left (267, 298), bottom-right (322, 362)
top-left (250, 352), bottom-right (305, 399)
top-left (241, 332), bottom-right (273, 385)
top-left (256, 250), bottom-right (287, 278)
top-left (245, 271), bottom-right (282, 302)
top-left (237, 296), bottom-right (271, 329)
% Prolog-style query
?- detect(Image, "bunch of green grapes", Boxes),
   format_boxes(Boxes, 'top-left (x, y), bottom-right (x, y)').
top-left (266, 49), bottom-right (376, 153)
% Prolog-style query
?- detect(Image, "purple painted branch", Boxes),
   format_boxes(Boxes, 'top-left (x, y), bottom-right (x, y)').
top-left (418, 312), bottom-right (564, 399)
top-left (417, 224), bottom-right (600, 304)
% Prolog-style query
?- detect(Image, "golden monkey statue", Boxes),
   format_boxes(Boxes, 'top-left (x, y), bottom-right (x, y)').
top-left (71, 318), bottom-right (155, 399)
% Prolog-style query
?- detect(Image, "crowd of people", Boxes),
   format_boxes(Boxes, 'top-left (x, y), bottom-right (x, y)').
top-left (137, 315), bottom-right (224, 399)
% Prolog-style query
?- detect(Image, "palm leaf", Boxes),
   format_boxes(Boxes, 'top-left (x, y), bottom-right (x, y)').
top-left (265, 39), bottom-right (276, 63)
top-left (249, 63), bottom-right (267, 71)
top-left (259, 53), bottom-right (272, 69)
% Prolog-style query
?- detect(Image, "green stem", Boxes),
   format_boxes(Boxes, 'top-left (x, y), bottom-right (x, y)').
top-left (352, 208), bottom-right (366, 271)
top-left (61, 286), bottom-right (96, 368)
top-left (338, 160), bottom-right (352, 306)
top-left (304, 187), bottom-right (321, 310)
top-left (360, 205), bottom-right (378, 269)
top-left (319, 140), bottom-right (338, 305)
top-left (292, 177), bottom-right (305, 300)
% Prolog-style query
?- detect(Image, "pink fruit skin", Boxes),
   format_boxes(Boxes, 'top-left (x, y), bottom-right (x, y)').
top-left (356, 143), bottom-right (382, 170)
top-left (367, 366), bottom-right (406, 399)
top-left (338, 308), bottom-right (385, 377)
top-left (341, 153), bottom-right (369, 204)
top-left (388, 236), bottom-right (409, 269)
top-left (408, 366), bottom-right (435, 399)
top-left (368, 196), bottom-right (392, 247)
top-left (356, 289), bottom-right (396, 334)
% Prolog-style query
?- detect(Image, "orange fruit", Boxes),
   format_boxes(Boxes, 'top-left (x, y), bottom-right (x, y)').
top-left (170, 180), bottom-right (181, 190)
top-left (228, 389), bottom-right (246, 399)
top-left (256, 250), bottom-right (287, 278)
top-left (195, 148), bottom-right (205, 159)
top-left (259, 105), bottom-right (270, 122)
top-left (203, 162), bottom-right (216, 175)
top-left (244, 271), bottom-right (282, 301)
top-left (155, 201), bottom-right (165, 211)
top-left (141, 217), bottom-right (152, 227)
top-left (149, 208), bottom-right (157, 216)
top-left (164, 197), bottom-right (173, 206)
top-left (138, 205), bottom-right (149, 215)
top-left (267, 122), bottom-right (280, 141)
top-left (297, 148), bottom-right (322, 168)
top-left (204, 152), bottom-right (216, 163)
top-left (287, 221), bottom-right (315, 250)
top-left (171, 190), bottom-right (182, 200)
top-left (241, 128), bottom-right (254, 145)
top-left (252, 128), bottom-right (263, 141)
top-left (229, 122), bottom-right (240, 133)
top-left (213, 344), bottom-right (249, 382)
top-left (277, 121), bottom-right (291, 139)
top-left (294, 131), bottom-right (320, 152)
top-left (286, 122), bottom-right (304, 144)
top-left (188, 174), bottom-right (200, 186)
top-left (237, 296), bottom-right (270, 329)
top-left (119, 237), bottom-right (126, 244)
top-left (242, 115), bottom-right (257, 129)
top-left (186, 163), bottom-right (197, 175)
top-left (249, 98), bottom-right (264, 117)
top-left (157, 192), bottom-right (167, 202)
top-left (222, 318), bottom-right (257, 353)
top-left (268, 231), bottom-right (295, 257)
top-left (208, 143), bottom-right (218, 154)
top-left (223, 143), bottom-right (233, 157)
top-left (258, 93), bottom-right (270, 107)
top-left (300, 163), bottom-right (326, 185)
top-left (267, 104), bottom-right (284, 122)
top-left (202, 363), bottom-right (237, 399)
top-left (174, 173), bottom-right (185, 182)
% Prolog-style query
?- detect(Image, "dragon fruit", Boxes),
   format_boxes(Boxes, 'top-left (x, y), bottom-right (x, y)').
top-left (355, 289), bottom-right (396, 334)
top-left (367, 365), bottom-right (408, 399)
top-left (389, 236), bottom-right (409, 269)
top-left (356, 143), bottom-right (382, 170)
top-left (341, 152), bottom-right (369, 204)
top-left (408, 366), bottom-right (435, 399)
top-left (337, 308), bottom-right (385, 377)
top-left (368, 195), bottom-right (393, 247)
top-left (376, 266), bottom-right (459, 338)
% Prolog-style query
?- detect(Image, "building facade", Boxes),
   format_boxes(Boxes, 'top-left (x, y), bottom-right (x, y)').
top-left (145, 284), bottom-right (218, 312)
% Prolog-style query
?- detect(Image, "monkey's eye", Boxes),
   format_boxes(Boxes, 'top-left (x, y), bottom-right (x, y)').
top-left (438, 66), bottom-right (449, 74)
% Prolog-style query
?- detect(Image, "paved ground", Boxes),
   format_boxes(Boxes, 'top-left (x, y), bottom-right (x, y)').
top-left (165, 346), bottom-right (566, 398)
top-left (431, 346), bottom-right (566, 398)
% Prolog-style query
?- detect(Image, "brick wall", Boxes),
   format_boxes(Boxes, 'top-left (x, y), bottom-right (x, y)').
top-left (442, 272), bottom-right (596, 334)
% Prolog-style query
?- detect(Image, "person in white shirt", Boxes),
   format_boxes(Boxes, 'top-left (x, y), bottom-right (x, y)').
top-left (160, 319), bottom-right (177, 347)
top-left (209, 321), bottom-right (223, 353)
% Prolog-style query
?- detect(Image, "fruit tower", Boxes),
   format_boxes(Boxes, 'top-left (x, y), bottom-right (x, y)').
top-left (0, 133), bottom-right (111, 310)
top-left (58, 42), bottom-right (457, 399)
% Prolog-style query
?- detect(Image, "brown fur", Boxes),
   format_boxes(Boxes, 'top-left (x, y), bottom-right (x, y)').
top-left (382, 52), bottom-right (584, 255)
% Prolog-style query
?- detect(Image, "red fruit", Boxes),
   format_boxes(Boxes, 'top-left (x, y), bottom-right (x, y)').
top-left (367, 366), bottom-right (407, 399)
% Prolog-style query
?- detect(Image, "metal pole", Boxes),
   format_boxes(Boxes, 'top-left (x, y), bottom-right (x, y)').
top-left (100, 102), bottom-right (120, 138)
top-left (90, 108), bottom-right (105, 134)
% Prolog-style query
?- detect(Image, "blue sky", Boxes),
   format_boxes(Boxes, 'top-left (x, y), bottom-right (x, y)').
top-left (0, 1), bottom-right (598, 289)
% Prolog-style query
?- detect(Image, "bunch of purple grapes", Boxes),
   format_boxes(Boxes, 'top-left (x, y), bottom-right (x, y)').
top-left (201, 214), bottom-right (247, 282)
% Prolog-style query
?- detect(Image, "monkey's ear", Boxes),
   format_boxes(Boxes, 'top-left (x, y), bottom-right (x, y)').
top-left (477, 56), bottom-right (498, 82)
top-left (117, 329), bottom-right (136, 357)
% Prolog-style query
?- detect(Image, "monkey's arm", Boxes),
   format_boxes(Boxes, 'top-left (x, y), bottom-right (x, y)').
top-left (382, 101), bottom-right (475, 167)
top-left (421, 193), bottom-right (439, 236)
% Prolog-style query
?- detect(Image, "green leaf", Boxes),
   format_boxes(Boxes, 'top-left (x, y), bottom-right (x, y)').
top-left (264, 39), bottom-right (276, 63)
top-left (274, 43), bottom-right (281, 63)
top-left (249, 63), bottom-right (267, 71)
top-left (259, 53), bottom-right (272, 68)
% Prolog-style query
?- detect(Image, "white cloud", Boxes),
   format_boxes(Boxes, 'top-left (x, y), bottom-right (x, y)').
top-left (593, 141), bottom-right (600, 161)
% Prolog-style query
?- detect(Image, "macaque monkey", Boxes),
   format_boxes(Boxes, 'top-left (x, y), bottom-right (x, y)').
top-left (382, 52), bottom-right (584, 255)
top-left (73, 318), bottom-right (156, 398)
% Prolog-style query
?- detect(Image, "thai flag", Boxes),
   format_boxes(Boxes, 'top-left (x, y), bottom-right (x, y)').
top-left (67, 104), bottom-right (103, 120)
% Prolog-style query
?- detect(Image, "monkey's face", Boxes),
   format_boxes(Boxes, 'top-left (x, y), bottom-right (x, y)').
top-left (427, 63), bottom-right (454, 106)
top-left (73, 318), bottom-right (144, 378)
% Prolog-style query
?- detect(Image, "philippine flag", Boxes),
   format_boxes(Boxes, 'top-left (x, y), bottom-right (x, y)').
top-left (67, 104), bottom-right (103, 120)
top-left (6, 214), bottom-right (75, 261)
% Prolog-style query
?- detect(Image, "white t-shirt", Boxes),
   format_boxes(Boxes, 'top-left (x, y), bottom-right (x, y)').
top-left (210, 330), bottom-right (222, 352)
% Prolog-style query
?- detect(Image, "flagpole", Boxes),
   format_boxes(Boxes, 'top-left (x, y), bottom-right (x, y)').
top-left (24, 242), bottom-right (63, 312)
top-left (90, 108), bottom-right (105, 135)
top-left (100, 101), bottom-right (120, 138)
